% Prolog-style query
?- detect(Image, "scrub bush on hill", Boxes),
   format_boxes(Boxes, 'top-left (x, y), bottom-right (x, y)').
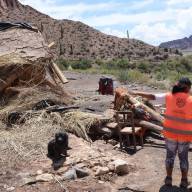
top-left (103, 58), bottom-right (135, 70)
top-left (56, 58), bottom-right (69, 70)
top-left (56, 58), bottom-right (92, 70)
top-left (56, 55), bottom-right (192, 89)
top-left (71, 59), bottom-right (92, 70)
top-left (118, 69), bottom-right (150, 84)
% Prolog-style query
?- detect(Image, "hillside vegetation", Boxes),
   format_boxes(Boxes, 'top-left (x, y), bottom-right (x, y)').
top-left (57, 55), bottom-right (192, 89)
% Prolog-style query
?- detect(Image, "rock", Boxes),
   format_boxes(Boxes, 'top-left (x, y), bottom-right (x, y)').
top-left (107, 139), bottom-right (118, 146)
top-left (17, 172), bottom-right (31, 178)
top-left (91, 161), bottom-right (102, 167)
top-left (98, 180), bottom-right (105, 184)
top-left (76, 162), bottom-right (86, 169)
top-left (112, 159), bottom-right (129, 176)
top-left (3, 184), bottom-right (9, 189)
top-left (107, 163), bottom-right (115, 172)
top-left (36, 170), bottom-right (43, 175)
top-left (74, 167), bottom-right (89, 178)
top-left (20, 177), bottom-right (37, 186)
top-left (95, 167), bottom-right (110, 176)
top-left (63, 168), bottom-right (77, 180)
top-left (6, 187), bottom-right (15, 191)
top-left (36, 174), bottom-right (53, 182)
top-left (92, 166), bottom-right (99, 172)
top-left (56, 166), bottom-right (68, 174)
top-left (65, 158), bottom-right (74, 166)
top-left (113, 144), bottom-right (120, 149)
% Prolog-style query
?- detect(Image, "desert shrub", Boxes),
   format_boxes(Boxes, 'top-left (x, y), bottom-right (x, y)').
top-left (137, 61), bottom-right (151, 73)
top-left (56, 58), bottom-right (69, 70)
top-left (71, 59), bottom-right (92, 70)
top-left (168, 71), bottom-right (183, 84)
top-left (103, 58), bottom-right (130, 69)
top-left (180, 57), bottom-right (192, 72)
top-left (95, 59), bottom-right (105, 66)
top-left (103, 60), bottom-right (117, 69)
top-left (117, 58), bottom-right (129, 69)
top-left (118, 70), bottom-right (129, 82)
top-left (118, 69), bottom-right (149, 84)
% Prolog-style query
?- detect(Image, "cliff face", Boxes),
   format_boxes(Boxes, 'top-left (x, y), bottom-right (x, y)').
top-left (0, 0), bottom-right (20, 9)
top-left (160, 36), bottom-right (192, 50)
top-left (0, 0), bottom-right (176, 60)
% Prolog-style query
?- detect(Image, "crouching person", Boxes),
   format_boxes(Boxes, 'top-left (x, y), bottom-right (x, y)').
top-left (47, 132), bottom-right (69, 170)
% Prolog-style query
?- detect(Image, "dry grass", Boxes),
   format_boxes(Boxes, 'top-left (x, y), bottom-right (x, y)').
top-left (0, 110), bottom-right (103, 168)
top-left (0, 87), bottom-right (70, 121)
top-left (0, 53), bottom-right (29, 66)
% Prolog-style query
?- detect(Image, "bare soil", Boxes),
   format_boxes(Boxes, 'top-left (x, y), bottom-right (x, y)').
top-left (1, 71), bottom-right (192, 192)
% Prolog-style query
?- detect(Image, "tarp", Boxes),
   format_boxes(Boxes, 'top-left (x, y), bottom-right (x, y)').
top-left (0, 22), bottom-right (38, 32)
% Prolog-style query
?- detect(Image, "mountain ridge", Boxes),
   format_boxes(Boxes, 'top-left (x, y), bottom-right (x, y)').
top-left (160, 35), bottom-right (192, 50)
top-left (0, 0), bottom-right (177, 60)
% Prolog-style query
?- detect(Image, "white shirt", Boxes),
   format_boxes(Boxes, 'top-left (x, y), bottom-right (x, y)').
top-left (154, 93), bottom-right (166, 104)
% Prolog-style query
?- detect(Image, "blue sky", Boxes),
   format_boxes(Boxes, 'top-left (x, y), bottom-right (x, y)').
top-left (19, 0), bottom-right (192, 45)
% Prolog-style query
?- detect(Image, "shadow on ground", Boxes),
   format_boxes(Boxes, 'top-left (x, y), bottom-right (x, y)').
top-left (159, 185), bottom-right (192, 192)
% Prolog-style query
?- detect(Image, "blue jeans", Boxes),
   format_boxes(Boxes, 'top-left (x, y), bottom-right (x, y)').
top-left (165, 139), bottom-right (190, 171)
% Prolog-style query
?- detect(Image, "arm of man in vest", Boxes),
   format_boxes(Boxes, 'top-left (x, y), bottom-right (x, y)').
top-left (131, 91), bottom-right (166, 104)
top-left (131, 91), bottom-right (155, 100)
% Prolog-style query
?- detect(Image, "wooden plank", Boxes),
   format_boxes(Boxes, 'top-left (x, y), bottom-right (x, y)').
top-left (135, 120), bottom-right (163, 132)
top-left (106, 122), bottom-right (118, 129)
top-left (120, 127), bottom-right (142, 134)
top-left (51, 62), bottom-right (68, 84)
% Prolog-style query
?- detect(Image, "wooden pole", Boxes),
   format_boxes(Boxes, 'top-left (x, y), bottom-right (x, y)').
top-left (135, 120), bottom-right (163, 132)
top-left (126, 93), bottom-right (164, 123)
top-left (51, 62), bottom-right (68, 84)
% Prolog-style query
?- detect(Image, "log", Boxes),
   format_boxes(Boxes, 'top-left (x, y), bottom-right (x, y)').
top-left (114, 88), bottom-right (164, 123)
top-left (51, 62), bottom-right (68, 84)
top-left (135, 120), bottom-right (163, 132)
top-left (126, 93), bottom-right (164, 123)
top-left (47, 105), bottom-right (79, 113)
top-left (48, 42), bottom-right (55, 48)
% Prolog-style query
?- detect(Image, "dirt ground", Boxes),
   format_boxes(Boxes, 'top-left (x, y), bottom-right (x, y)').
top-left (1, 71), bottom-right (192, 192)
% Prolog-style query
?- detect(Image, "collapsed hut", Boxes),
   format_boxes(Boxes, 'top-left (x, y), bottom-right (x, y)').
top-left (0, 22), bottom-right (71, 120)
top-left (0, 22), bottom-right (68, 96)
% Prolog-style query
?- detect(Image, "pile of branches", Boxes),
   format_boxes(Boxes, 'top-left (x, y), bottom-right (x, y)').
top-left (114, 87), bottom-right (164, 132)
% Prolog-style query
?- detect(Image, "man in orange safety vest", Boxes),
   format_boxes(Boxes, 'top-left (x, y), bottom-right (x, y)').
top-left (132, 77), bottom-right (192, 188)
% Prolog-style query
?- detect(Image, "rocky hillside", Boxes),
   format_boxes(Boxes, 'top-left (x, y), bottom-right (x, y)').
top-left (0, 0), bottom-right (177, 61)
top-left (160, 35), bottom-right (192, 50)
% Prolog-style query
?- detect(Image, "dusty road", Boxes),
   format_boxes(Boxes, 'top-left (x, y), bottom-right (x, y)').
top-left (63, 71), bottom-right (192, 192)
top-left (1, 71), bottom-right (192, 192)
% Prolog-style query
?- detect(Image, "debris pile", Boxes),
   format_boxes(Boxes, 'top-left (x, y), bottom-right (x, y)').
top-left (0, 23), bottom-right (69, 115)
top-left (114, 87), bottom-right (164, 132)
top-left (0, 23), bottom-right (166, 192)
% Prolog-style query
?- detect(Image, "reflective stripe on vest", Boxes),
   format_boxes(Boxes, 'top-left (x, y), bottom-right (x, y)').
top-left (163, 92), bottom-right (192, 141)
top-left (164, 126), bottom-right (192, 135)
top-left (164, 114), bottom-right (192, 123)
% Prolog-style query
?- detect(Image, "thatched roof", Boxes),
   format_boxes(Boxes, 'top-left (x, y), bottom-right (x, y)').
top-left (0, 27), bottom-right (51, 66)
top-left (0, 23), bottom-right (68, 95)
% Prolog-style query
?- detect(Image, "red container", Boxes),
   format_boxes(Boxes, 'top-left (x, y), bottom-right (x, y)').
top-left (98, 77), bottom-right (114, 95)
